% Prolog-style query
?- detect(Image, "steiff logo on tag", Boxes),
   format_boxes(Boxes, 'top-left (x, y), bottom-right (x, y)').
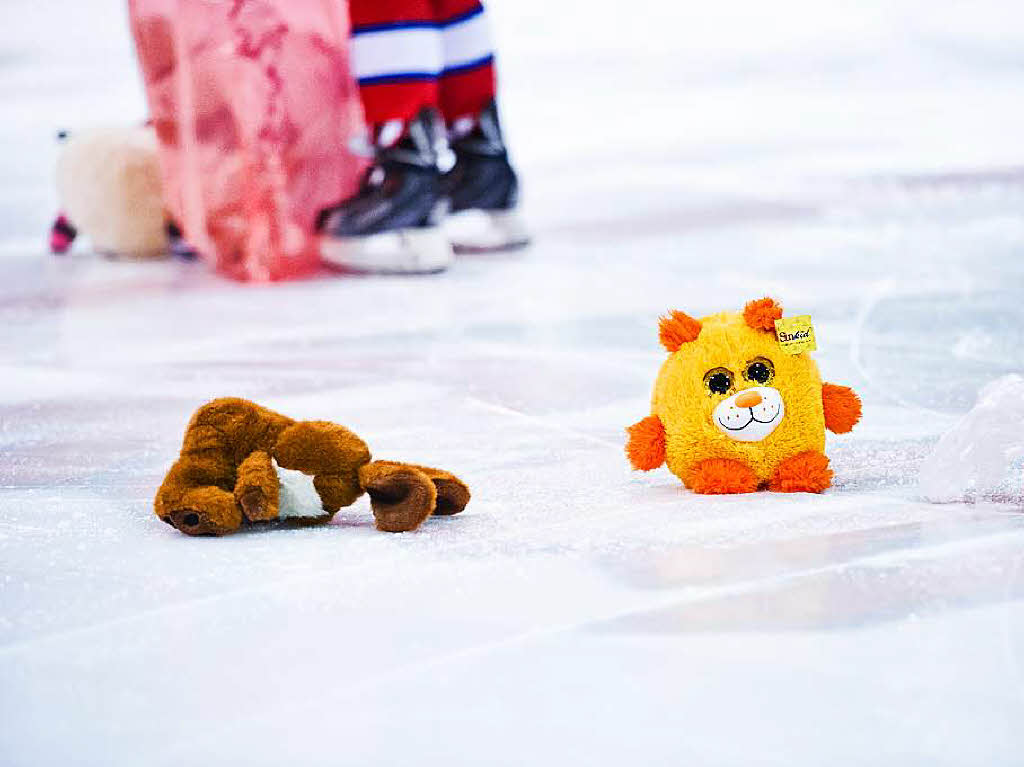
top-left (774, 315), bottom-right (817, 355)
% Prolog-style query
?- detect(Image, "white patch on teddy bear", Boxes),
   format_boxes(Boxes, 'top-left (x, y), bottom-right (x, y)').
top-left (272, 460), bottom-right (325, 518)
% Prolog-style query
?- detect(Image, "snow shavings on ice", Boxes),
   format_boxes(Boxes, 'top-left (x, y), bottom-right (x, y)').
top-left (919, 375), bottom-right (1024, 503)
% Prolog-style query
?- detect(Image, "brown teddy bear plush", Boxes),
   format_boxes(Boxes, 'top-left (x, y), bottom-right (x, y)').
top-left (155, 398), bottom-right (470, 535)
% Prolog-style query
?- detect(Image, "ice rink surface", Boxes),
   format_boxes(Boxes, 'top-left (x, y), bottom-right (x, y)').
top-left (2, 0), bottom-right (1024, 764)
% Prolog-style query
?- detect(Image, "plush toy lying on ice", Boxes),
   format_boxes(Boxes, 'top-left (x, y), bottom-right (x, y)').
top-left (50, 125), bottom-right (170, 259)
top-left (156, 398), bottom-right (470, 535)
top-left (626, 298), bottom-right (862, 494)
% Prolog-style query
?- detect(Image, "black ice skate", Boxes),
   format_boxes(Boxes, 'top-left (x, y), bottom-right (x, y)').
top-left (443, 100), bottom-right (530, 253)
top-left (318, 109), bottom-right (453, 274)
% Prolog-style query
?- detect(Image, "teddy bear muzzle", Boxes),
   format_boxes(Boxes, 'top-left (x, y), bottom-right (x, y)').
top-left (713, 386), bottom-right (785, 442)
top-left (163, 507), bottom-right (239, 536)
top-left (159, 486), bottom-right (244, 536)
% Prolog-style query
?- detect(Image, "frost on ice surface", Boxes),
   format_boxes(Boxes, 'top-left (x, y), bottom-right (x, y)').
top-left (919, 375), bottom-right (1024, 503)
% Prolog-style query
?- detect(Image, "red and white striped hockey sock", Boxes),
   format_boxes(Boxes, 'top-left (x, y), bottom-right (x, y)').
top-left (435, 0), bottom-right (496, 124)
top-left (348, 0), bottom-right (496, 127)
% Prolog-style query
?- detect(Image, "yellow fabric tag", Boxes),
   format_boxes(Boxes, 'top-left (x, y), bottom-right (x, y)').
top-left (774, 315), bottom-right (817, 355)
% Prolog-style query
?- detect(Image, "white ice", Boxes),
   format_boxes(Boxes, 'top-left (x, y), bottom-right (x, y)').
top-left (2, 0), bottom-right (1024, 765)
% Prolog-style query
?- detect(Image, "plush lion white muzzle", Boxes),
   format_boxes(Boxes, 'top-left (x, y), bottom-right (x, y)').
top-left (713, 386), bottom-right (784, 442)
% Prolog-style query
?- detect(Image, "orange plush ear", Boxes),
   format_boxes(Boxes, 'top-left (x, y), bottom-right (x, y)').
top-left (658, 310), bottom-right (701, 351)
top-left (743, 297), bottom-right (783, 331)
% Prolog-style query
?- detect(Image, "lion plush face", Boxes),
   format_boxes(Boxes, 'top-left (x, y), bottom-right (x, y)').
top-left (651, 304), bottom-right (826, 483)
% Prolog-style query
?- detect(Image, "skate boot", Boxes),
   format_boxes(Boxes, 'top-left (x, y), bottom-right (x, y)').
top-left (319, 109), bottom-right (453, 274)
top-left (442, 100), bottom-right (530, 253)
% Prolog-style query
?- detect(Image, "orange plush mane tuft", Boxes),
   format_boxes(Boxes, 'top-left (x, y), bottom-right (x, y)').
top-left (743, 297), bottom-right (783, 331)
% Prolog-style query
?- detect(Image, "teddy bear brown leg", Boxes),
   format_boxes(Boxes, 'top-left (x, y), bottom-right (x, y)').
top-left (311, 474), bottom-right (363, 514)
top-left (358, 461), bottom-right (439, 532)
top-left (684, 458), bottom-right (759, 494)
top-left (376, 462), bottom-right (470, 516)
top-left (358, 460), bottom-right (468, 520)
top-left (768, 451), bottom-right (833, 493)
top-left (273, 421), bottom-right (371, 514)
top-left (234, 451), bottom-right (280, 522)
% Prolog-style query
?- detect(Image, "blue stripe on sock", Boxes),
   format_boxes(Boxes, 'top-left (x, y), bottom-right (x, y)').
top-left (438, 6), bottom-right (484, 28)
top-left (440, 53), bottom-right (493, 77)
top-left (357, 72), bottom-right (439, 86)
top-left (352, 19), bottom-right (439, 35)
top-left (357, 55), bottom-right (491, 85)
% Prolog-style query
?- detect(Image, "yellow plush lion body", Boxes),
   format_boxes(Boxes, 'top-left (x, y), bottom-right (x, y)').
top-left (655, 310), bottom-right (826, 483)
top-left (627, 298), bottom-right (861, 494)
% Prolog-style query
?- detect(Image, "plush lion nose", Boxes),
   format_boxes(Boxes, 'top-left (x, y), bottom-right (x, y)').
top-left (735, 390), bottom-right (763, 408)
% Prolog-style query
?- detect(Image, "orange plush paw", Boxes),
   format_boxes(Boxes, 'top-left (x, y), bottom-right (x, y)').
top-left (626, 415), bottom-right (666, 471)
top-left (685, 458), bottom-right (758, 494)
top-left (769, 451), bottom-right (833, 493)
top-left (822, 383), bottom-right (862, 434)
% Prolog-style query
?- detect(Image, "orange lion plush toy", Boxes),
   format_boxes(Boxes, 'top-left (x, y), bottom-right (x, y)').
top-left (626, 298), bottom-right (861, 494)
top-left (156, 398), bottom-right (470, 535)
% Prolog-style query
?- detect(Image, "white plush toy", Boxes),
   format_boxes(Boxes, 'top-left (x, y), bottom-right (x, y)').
top-left (918, 375), bottom-right (1024, 503)
top-left (50, 124), bottom-right (170, 260)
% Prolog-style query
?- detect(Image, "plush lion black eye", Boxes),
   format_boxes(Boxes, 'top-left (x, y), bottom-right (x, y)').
top-left (704, 368), bottom-right (733, 395)
top-left (744, 358), bottom-right (774, 385)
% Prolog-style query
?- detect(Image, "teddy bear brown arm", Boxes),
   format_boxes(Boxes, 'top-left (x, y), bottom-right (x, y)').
top-left (273, 421), bottom-right (371, 513)
top-left (234, 450), bottom-right (280, 522)
top-left (822, 383), bottom-right (862, 434)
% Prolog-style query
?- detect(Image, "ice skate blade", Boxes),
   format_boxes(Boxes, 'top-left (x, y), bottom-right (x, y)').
top-left (446, 209), bottom-right (531, 254)
top-left (320, 226), bottom-right (454, 275)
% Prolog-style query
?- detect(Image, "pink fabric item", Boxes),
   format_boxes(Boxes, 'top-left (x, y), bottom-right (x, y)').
top-left (129, 0), bottom-right (367, 281)
top-left (50, 213), bottom-right (76, 254)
